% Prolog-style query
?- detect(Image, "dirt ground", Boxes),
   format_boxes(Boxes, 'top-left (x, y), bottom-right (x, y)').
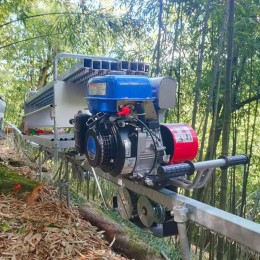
top-left (0, 136), bottom-right (127, 260)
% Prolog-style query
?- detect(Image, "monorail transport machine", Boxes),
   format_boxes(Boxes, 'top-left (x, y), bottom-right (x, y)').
top-left (20, 53), bottom-right (258, 259)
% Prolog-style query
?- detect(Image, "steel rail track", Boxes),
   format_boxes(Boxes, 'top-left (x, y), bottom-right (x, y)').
top-left (4, 121), bottom-right (260, 259)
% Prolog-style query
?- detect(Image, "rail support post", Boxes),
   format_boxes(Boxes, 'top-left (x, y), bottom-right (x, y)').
top-left (172, 205), bottom-right (190, 260)
top-left (65, 158), bottom-right (70, 207)
top-left (58, 159), bottom-right (70, 207)
top-left (37, 149), bottom-right (42, 181)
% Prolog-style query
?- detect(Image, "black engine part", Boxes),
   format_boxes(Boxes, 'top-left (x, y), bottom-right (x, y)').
top-left (74, 112), bottom-right (90, 154)
top-left (85, 118), bottom-right (134, 176)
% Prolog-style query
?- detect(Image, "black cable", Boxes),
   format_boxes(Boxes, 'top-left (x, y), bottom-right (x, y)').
top-left (133, 118), bottom-right (158, 177)
top-left (134, 117), bottom-right (161, 142)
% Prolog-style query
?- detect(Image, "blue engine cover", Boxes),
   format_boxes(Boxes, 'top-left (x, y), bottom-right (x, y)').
top-left (87, 75), bottom-right (153, 114)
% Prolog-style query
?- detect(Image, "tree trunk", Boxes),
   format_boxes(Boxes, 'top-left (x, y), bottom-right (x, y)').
top-left (79, 206), bottom-right (165, 260)
top-left (250, 187), bottom-right (260, 221)
top-left (240, 99), bottom-right (258, 217)
top-left (239, 57), bottom-right (255, 217)
top-left (191, 0), bottom-right (211, 130)
top-left (217, 0), bottom-right (235, 259)
top-left (154, 0), bottom-right (163, 76)
top-left (37, 50), bottom-right (53, 88)
top-left (186, 0), bottom-right (211, 199)
top-left (198, 15), bottom-right (230, 161)
top-left (165, 0), bottom-right (182, 123)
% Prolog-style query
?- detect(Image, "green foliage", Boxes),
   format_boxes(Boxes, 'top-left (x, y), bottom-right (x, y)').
top-left (0, 163), bottom-right (39, 194)
top-left (1, 221), bottom-right (11, 233)
top-left (0, 218), bottom-right (26, 234)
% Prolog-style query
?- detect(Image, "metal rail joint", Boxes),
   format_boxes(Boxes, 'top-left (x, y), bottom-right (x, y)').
top-left (172, 205), bottom-right (190, 260)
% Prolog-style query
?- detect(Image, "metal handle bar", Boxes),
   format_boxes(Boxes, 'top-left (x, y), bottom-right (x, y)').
top-left (157, 154), bottom-right (249, 178)
top-left (169, 168), bottom-right (215, 190)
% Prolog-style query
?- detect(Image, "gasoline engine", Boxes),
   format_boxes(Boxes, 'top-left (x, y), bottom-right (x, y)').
top-left (74, 75), bottom-right (198, 186)
top-left (71, 74), bottom-right (199, 234)
top-left (72, 71), bottom-right (248, 234)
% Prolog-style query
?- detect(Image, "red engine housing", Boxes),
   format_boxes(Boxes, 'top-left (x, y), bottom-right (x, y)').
top-left (160, 123), bottom-right (199, 164)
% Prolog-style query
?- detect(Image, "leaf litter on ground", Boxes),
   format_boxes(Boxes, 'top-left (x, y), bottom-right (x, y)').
top-left (0, 139), bottom-right (127, 260)
top-left (0, 194), bottom-right (126, 260)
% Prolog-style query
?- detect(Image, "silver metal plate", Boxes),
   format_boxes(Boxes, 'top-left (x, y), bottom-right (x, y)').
top-left (117, 187), bottom-right (134, 220)
top-left (137, 195), bottom-right (155, 227)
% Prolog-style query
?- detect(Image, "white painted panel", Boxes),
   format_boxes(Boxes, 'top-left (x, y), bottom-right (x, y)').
top-left (54, 81), bottom-right (87, 128)
top-left (24, 105), bottom-right (54, 128)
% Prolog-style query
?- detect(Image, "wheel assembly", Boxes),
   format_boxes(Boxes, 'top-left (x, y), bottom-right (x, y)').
top-left (137, 195), bottom-right (165, 227)
top-left (117, 187), bottom-right (138, 220)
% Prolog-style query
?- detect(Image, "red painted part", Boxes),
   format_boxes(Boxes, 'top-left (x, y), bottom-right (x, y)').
top-left (118, 106), bottom-right (131, 116)
top-left (160, 123), bottom-right (199, 164)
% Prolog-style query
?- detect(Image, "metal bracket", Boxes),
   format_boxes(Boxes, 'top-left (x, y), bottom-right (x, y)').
top-left (172, 206), bottom-right (190, 260)
top-left (170, 168), bottom-right (215, 190)
top-left (37, 148), bottom-right (43, 181)
top-left (50, 105), bottom-right (55, 119)
top-left (172, 205), bottom-right (189, 222)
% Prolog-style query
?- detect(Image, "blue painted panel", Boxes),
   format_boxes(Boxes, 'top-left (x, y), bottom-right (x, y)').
top-left (86, 75), bottom-right (153, 114)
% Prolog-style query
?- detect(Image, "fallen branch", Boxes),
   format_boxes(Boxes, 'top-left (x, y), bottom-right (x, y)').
top-left (79, 206), bottom-right (164, 260)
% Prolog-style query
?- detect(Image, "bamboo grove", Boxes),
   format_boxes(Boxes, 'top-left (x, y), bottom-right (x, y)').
top-left (0, 0), bottom-right (259, 258)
